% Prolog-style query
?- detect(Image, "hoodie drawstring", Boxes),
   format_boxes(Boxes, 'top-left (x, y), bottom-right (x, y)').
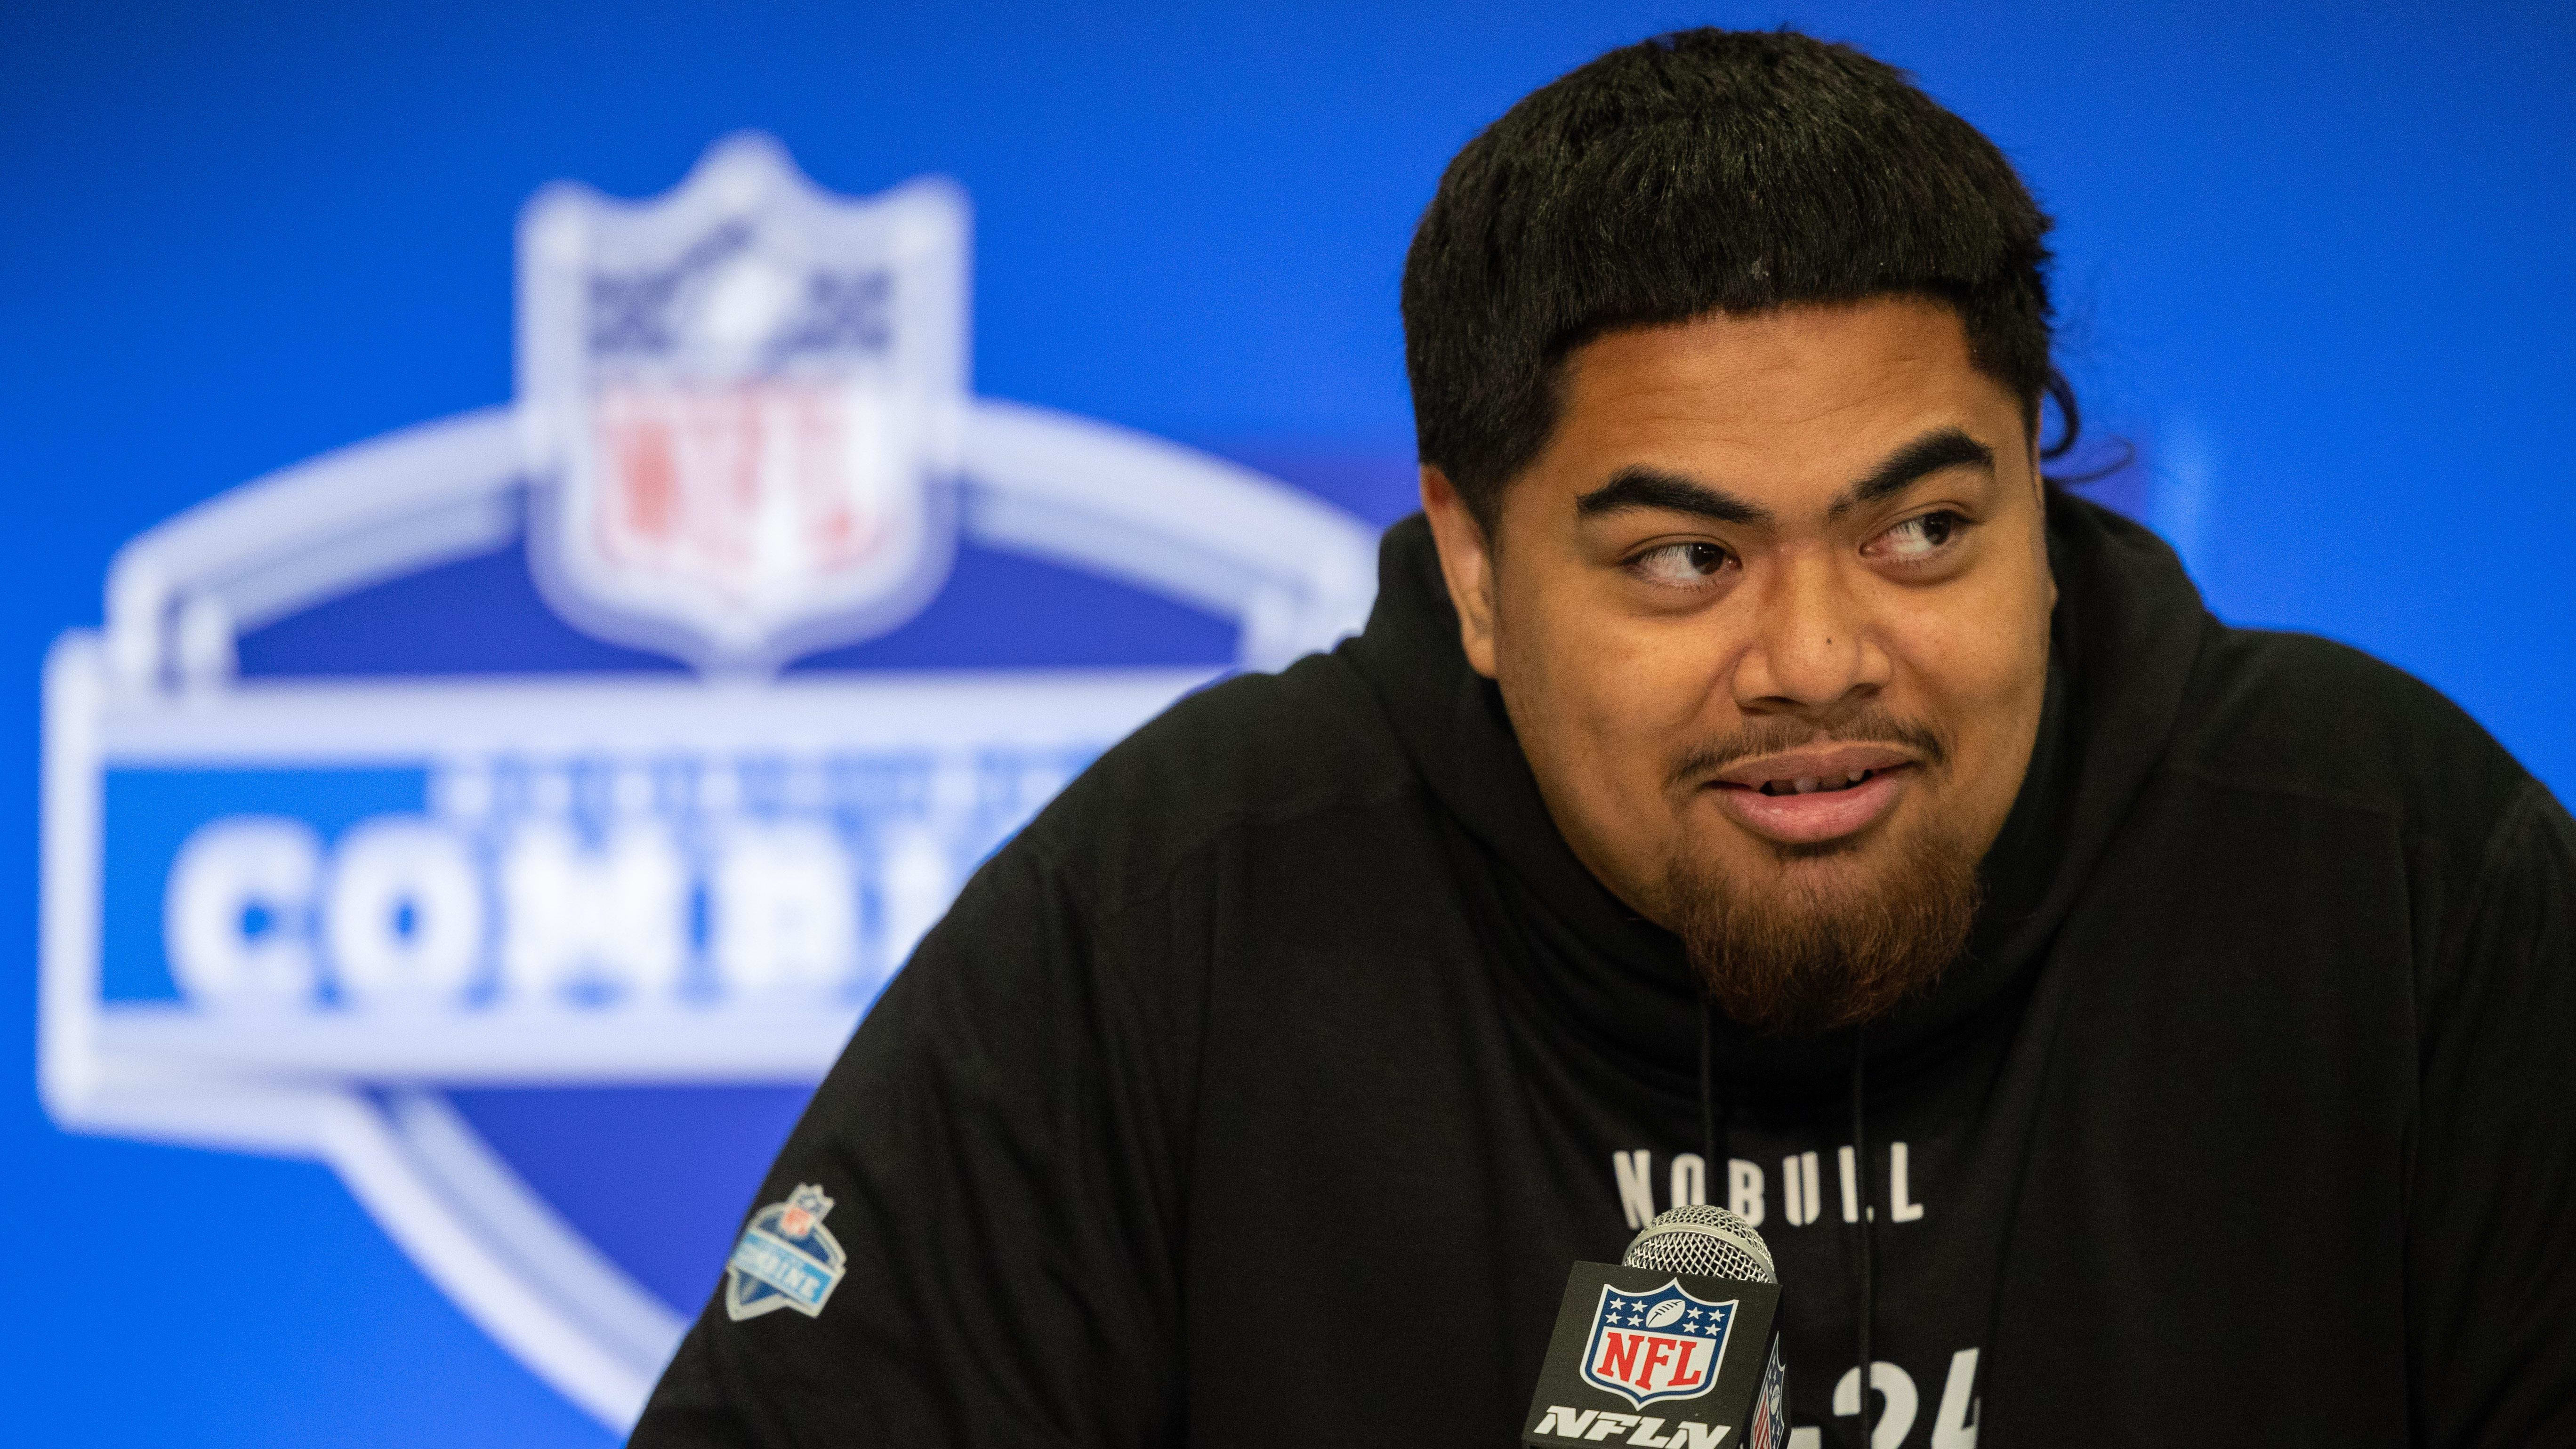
top-left (1851, 1030), bottom-right (1876, 1447)
top-left (1699, 1007), bottom-right (1878, 1446)
top-left (1697, 997), bottom-right (1735, 1183)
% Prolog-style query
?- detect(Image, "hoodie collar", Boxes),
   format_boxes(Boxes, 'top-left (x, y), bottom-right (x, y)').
top-left (1341, 491), bottom-right (2209, 1097)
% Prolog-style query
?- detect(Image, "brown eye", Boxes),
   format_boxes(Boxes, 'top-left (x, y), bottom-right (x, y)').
top-left (1633, 541), bottom-right (1733, 587)
top-left (1868, 511), bottom-right (1966, 564)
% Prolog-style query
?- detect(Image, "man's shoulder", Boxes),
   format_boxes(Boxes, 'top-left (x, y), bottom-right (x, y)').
top-left (1010, 645), bottom-right (1422, 902)
top-left (2165, 624), bottom-right (2537, 844)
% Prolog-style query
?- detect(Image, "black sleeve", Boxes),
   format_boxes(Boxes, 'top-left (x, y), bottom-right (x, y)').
top-left (2408, 781), bottom-right (2576, 1446)
top-left (630, 840), bottom-right (1200, 1448)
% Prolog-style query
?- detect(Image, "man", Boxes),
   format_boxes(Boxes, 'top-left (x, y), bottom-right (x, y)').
top-left (636, 29), bottom-right (2576, 1447)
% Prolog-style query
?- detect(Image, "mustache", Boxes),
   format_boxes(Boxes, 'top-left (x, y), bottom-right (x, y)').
top-left (1666, 706), bottom-right (1953, 790)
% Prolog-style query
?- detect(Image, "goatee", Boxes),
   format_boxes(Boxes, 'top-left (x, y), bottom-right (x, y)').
top-left (1666, 819), bottom-right (1982, 1038)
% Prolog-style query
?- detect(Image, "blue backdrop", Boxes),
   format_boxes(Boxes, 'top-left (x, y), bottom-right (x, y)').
top-left (4, 3), bottom-right (2572, 1444)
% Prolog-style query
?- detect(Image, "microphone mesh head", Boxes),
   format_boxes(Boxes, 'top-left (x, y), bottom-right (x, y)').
top-left (1622, 1203), bottom-right (1776, 1285)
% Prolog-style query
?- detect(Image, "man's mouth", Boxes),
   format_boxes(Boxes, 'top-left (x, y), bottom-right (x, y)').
top-left (1704, 745), bottom-right (1923, 845)
top-left (1754, 768), bottom-right (1884, 797)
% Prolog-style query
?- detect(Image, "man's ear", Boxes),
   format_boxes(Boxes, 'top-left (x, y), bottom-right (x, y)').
top-left (1420, 465), bottom-right (1501, 679)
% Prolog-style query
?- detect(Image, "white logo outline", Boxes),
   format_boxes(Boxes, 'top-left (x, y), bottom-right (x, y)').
top-left (40, 136), bottom-right (1377, 1431)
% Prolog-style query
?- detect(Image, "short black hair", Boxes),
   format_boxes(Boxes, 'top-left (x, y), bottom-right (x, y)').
top-left (1403, 28), bottom-right (2061, 528)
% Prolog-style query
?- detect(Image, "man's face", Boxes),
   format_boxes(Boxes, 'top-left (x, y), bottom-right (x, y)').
top-left (1422, 297), bottom-right (2054, 1034)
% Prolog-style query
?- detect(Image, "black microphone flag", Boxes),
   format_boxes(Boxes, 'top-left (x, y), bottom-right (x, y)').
top-left (1521, 1206), bottom-right (1788, 1449)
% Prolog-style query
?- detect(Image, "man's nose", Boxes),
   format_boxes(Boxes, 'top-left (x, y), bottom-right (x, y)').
top-left (1730, 552), bottom-right (1890, 709)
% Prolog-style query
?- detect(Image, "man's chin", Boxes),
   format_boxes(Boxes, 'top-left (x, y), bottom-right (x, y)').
top-left (1666, 821), bottom-right (1982, 1038)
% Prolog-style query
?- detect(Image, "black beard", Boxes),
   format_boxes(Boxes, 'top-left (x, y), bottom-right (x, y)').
top-left (1665, 817), bottom-right (1982, 1038)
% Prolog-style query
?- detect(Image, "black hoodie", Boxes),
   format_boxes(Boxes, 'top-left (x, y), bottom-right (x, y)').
top-left (636, 494), bottom-right (2576, 1448)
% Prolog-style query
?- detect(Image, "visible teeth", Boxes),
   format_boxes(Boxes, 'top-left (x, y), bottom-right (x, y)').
top-left (1758, 770), bottom-right (1878, 796)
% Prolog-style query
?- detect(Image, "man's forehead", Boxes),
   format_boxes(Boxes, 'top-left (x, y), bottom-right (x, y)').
top-left (1578, 293), bottom-right (1977, 370)
top-left (1525, 301), bottom-right (2024, 519)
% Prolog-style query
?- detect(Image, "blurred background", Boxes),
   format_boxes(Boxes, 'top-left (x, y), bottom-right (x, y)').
top-left (3, 2), bottom-right (2571, 1444)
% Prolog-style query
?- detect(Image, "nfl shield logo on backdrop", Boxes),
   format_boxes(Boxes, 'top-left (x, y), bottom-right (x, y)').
top-left (518, 133), bottom-right (967, 670)
top-left (1579, 1280), bottom-right (1736, 1409)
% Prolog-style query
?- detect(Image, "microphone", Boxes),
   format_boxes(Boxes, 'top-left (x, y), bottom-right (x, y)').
top-left (1521, 1204), bottom-right (1789, 1449)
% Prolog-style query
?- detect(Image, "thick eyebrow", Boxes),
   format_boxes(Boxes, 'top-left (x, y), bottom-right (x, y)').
top-left (1573, 467), bottom-right (1771, 525)
top-left (1827, 427), bottom-right (1994, 518)
top-left (1571, 427), bottom-right (1996, 529)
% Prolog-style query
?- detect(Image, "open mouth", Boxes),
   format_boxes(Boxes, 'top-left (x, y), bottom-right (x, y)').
top-left (1712, 758), bottom-right (1914, 845)
top-left (1753, 768), bottom-right (1881, 797)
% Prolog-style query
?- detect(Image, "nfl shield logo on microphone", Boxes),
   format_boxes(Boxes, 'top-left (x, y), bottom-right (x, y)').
top-left (1580, 1281), bottom-right (1736, 1409)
